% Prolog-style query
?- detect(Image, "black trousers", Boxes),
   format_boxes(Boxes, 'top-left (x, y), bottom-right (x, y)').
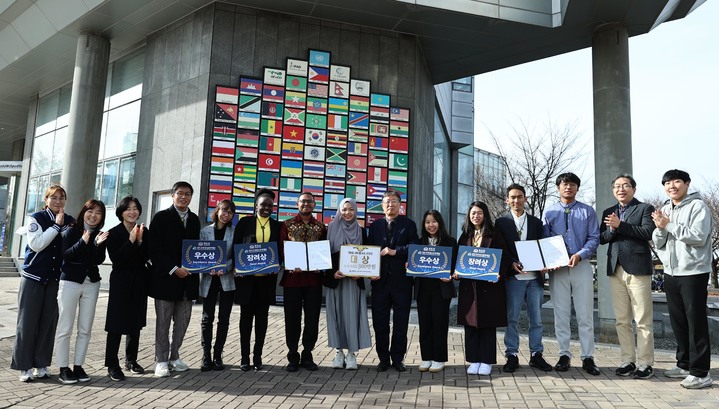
top-left (464, 326), bottom-right (497, 364)
top-left (283, 286), bottom-right (322, 364)
top-left (371, 276), bottom-right (413, 364)
top-left (239, 302), bottom-right (270, 363)
top-left (104, 331), bottom-right (140, 368)
top-left (664, 273), bottom-right (711, 377)
top-left (416, 281), bottom-right (451, 362)
top-left (201, 276), bottom-right (235, 358)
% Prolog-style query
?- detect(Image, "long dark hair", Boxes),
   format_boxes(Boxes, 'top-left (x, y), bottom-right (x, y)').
top-left (420, 210), bottom-right (451, 245)
top-left (461, 201), bottom-right (493, 239)
top-left (73, 199), bottom-right (106, 230)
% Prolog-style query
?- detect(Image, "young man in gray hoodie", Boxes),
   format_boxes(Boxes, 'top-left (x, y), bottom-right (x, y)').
top-left (652, 169), bottom-right (713, 389)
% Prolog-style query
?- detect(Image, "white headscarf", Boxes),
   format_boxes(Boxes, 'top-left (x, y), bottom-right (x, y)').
top-left (327, 198), bottom-right (363, 253)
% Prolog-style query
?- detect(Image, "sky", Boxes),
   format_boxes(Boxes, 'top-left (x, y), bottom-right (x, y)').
top-left (473, 1), bottom-right (718, 201)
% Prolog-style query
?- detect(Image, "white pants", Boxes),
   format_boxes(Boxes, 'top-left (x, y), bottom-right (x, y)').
top-left (548, 259), bottom-right (595, 359)
top-left (55, 278), bottom-right (101, 367)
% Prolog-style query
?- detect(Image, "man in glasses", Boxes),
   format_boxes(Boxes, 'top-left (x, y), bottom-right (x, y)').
top-left (367, 190), bottom-right (418, 372)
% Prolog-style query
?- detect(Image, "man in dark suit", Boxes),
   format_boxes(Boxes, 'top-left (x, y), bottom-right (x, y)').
top-left (600, 174), bottom-right (655, 379)
top-left (148, 181), bottom-right (201, 377)
top-left (367, 190), bottom-right (418, 372)
top-left (495, 183), bottom-right (553, 373)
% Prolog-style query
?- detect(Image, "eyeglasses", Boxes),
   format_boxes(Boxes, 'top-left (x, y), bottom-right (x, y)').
top-left (174, 191), bottom-right (193, 197)
top-left (612, 184), bottom-right (633, 190)
top-left (298, 200), bottom-right (314, 204)
top-left (382, 200), bottom-right (400, 205)
top-left (48, 196), bottom-right (66, 202)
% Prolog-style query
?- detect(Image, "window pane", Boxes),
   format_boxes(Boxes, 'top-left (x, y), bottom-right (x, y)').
top-left (31, 132), bottom-right (54, 176)
top-left (103, 101), bottom-right (140, 158)
top-left (117, 156), bottom-right (135, 205)
top-left (51, 173), bottom-right (61, 184)
top-left (51, 127), bottom-right (67, 172)
top-left (100, 160), bottom-right (118, 205)
top-left (98, 112), bottom-right (108, 160)
top-left (35, 90), bottom-right (59, 135)
top-left (109, 50), bottom-right (145, 109)
top-left (95, 163), bottom-right (102, 200)
top-left (56, 84), bottom-right (72, 129)
top-left (26, 178), bottom-right (39, 213)
top-left (38, 175), bottom-right (51, 213)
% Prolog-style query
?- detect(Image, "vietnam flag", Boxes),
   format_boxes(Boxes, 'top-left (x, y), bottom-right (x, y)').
top-left (283, 125), bottom-right (305, 142)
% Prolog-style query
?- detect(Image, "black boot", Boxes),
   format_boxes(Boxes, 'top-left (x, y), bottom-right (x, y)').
top-left (200, 353), bottom-right (213, 372)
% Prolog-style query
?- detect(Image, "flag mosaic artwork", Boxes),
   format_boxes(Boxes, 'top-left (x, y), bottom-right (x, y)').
top-left (208, 50), bottom-right (410, 224)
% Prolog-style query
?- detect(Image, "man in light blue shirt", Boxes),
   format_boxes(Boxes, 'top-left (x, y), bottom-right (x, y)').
top-left (543, 172), bottom-right (600, 375)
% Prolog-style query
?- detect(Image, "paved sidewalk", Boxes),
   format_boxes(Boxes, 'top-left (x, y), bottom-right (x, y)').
top-left (0, 276), bottom-right (717, 408)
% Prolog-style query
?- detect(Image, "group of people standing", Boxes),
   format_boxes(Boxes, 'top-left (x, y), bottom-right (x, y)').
top-left (10, 168), bottom-right (713, 390)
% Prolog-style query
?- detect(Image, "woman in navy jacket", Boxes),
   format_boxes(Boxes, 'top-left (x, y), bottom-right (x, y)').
top-left (54, 199), bottom-right (109, 384)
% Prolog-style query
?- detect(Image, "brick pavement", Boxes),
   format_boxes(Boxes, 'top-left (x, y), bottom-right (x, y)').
top-left (0, 277), bottom-right (718, 408)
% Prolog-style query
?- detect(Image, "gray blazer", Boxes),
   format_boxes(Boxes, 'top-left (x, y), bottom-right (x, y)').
top-left (199, 223), bottom-right (236, 296)
top-left (599, 198), bottom-right (655, 276)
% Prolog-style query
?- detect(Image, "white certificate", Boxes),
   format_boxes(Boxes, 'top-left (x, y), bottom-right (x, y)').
top-left (515, 235), bottom-right (570, 271)
top-left (339, 245), bottom-right (381, 277)
top-left (283, 240), bottom-right (332, 271)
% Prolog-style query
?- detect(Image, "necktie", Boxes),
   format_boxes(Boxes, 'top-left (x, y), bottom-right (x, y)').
top-left (386, 220), bottom-right (394, 242)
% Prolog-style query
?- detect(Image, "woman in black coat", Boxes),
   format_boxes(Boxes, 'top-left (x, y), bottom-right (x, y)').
top-left (104, 196), bottom-right (150, 381)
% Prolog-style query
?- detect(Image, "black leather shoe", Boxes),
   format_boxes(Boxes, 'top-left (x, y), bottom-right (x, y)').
top-left (286, 362), bottom-right (299, 372)
top-left (376, 361), bottom-right (390, 372)
top-left (615, 362), bottom-right (636, 377)
top-left (125, 361), bottom-right (145, 374)
top-left (503, 355), bottom-right (519, 373)
top-left (555, 355), bottom-right (571, 372)
top-left (253, 358), bottom-right (264, 371)
top-left (392, 362), bottom-right (407, 372)
top-left (108, 366), bottom-right (125, 381)
top-left (582, 358), bottom-right (600, 376)
top-left (529, 353), bottom-right (553, 372)
top-left (200, 356), bottom-right (213, 372)
top-left (213, 357), bottom-right (225, 371)
top-left (302, 360), bottom-right (319, 371)
top-left (240, 364), bottom-right (251, 372)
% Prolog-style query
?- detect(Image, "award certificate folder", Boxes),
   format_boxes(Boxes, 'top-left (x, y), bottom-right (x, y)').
top-left (181, 240), bottom-right (227, 274)
top-left (406, 244), bottom-right (453, 279)
top-left (283, 240), bottom-right (332, 271)
top-left (234, 242), bottom-right (280, 276)
top-left (339, 245), bottom-right (381, 277)
top-left (514, 235), bottom-right (570, 271)
top-left (454, 245), bottom-right (502, 281)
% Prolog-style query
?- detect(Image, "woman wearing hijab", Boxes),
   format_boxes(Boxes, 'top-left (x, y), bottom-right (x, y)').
top-left (324, 198), bottom-right (372, 370)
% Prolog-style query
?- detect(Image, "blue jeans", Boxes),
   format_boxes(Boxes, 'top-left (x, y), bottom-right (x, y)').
top-left (504, 276), bottom-right (544, 356)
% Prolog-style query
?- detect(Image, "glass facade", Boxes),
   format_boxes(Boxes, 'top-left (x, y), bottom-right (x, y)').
top-left (455, 145), bottom-right (475, 237)
top-left (432, 111), bottom-right (451, 219)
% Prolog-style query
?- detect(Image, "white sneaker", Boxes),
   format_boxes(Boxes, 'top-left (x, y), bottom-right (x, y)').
top-left (170, 359), bottom-right (189, 372)
top-left (664, 366), bottom-right (690, 379)
top-left (467, 362), bottom-right (480, 375)
top-left (429, 361), bottom-right (445, 373)
top-left (33, 367), bottom-right (49, 379)
top-left (345, 352), bottom-right (358, 370)
top-left (154, 362), bottom-right (170, 377)
top-left (478, 363), bottom-right (492, 375)
top-left (19, 370), bottom-right (35, 382)
top-left (418, 360), bottom-right (432, 372)
top-left (681, 374), bottom-right (713, 389)
top-left (332, 350), bottom-right (345, 369)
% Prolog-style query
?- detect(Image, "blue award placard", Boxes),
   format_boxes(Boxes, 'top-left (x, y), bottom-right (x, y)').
top-left (406, 244), bottom-right (452, 279)
top-left (182, 240), bottom-right (227, 274)
top-left (454, 245), bottom-right (502, 281)
top-left (234, 242), bottom-right (280, 276)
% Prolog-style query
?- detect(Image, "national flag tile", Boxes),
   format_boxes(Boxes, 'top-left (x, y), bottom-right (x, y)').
top-left (369, 136), bottom-right (388, 150)
top-left (309, 50), bottom-right (331, 68)
top-left (369, 122), bottom-right (389, 137)
top-left (280, 177), bottom-right (302, 192)
top-left (350, 79), bottom-right (370, 97)
top-left (287, 58), bottom-right (308, 76)
top-left (326, 147), bottom-right (347, 164)
top-left (346, 185), bottom-right (366, 202)
top-left (368, 166), bottom-right (388, 184)
top-left (324, 178), bottom-right (345, 193)
top-left (330, 81), bottom-right (349, 98)
top-left (261, 102), bottom-right (283, 120)
top-left (239, 95), bottom-right (261, 113)
top-left (215, 103), bottom-right (237, 123)
top-left (303, 178), bottom-right (323, 195)
top-left (347, 142), bottom-right (367, 156)
top-left (257, 170), bottom-right (280, 189)
top-left (259, 136), bottom-right (281, 154)
top-left (366, 199), bottom-right (383, 213)
top-left (346, 170), bottom-right (367, 185)
top-left (330, 65), bottom-right (350, 82)
top-left (304, 146), bottom-right (325, 161)
top-left (280, 191), bottom-right (300, 208)
top-left (348, 129), bottom-right (368, 142)
top-left (328, 114), bottom-right (348, 132)
top-left (281, 159), bottom-right (303, 178)
top-left (393, 188), bottom-right (408, 201)
top-left (213, 124), bottom-right (236, 141)
top-left (356, 203), bottom-right (366, 221)
top-left (325, 163), bottom-right (346, 178)
top-left (264, 67), bottom-right (285, 86)
top-left (263, 85), bottom-right (284, 103)
top-left (236, 129), bottom-right (260, 147)
top-left (208, 192), bottom-right (231, 207)
top-left (389, 153), bottom-right (408, 170)
top-left (347, 155), bottom-right (367, 171)
top-left (284, 91), bottom-right (306, 109)
top-left (212, 139), bottom-right (234, 157)
top-left (233, 181), bottom-right (256, 197)
top-left (308, 66), bottom-right (329, 84)
top-left (285, 75), bottom-right (307, 92)
top-left (235, 146), bottom-right (258, 164)
top-left (389, 137), bottom-right (409, 153)
top-left (306, 113), bottom-right (327, 130)
top-left (368, 149), bottom-right (389, 167)
top-left (390, 107), bottom-right (410, 122)
top-left (326, 132), bottom-right (347, 148)
top-left (307, 83), bottom-right (328, 98)
top-left (322, 210), bottom-right (335, 225)
top-left (349, 96), bottom-right (369, 113)
top-left (216, 86), bottom-right (239, 104)
top-left (388, 170), bottom-right (408, 188)
top-left (283, 126), bottom-right (305, 142)
top-left (237, 112), bottom-right (260, 130)
top-left (234, 164), bottom-right (257, 183)
top-left (305, 129), bottom-right (326, 146)
top-left (257, 154), bottom-right (280, 172)
top-left (281, 141), bottom-right (303, 160)
top-left (284, 107), bottom-right (306, 126)
top-left (371, 93), bottom-right (390, 108)
top-left (323, 193), bottom-right (344, 211)
top-left (240, 78), bottom-right (262, 96)
top-left (209, 175), bottom-right (232, 193)
top-left (313, 199), bottom-right (323, 212)
top-left (303, 161), bottom-right (324, 178)
top-left (370, 106), bottom-right (390, 122)
top-left (367, 184), bottom-right (387, 200)
top-left (234, 196), bottom-right (256, 215)
top-left (349, 112), bottom-right (369, 129)
top-left (277, 208), bottom-right (296, 222)
top-left (389, 120), bottom-right (409, 137)
top-left (366, 213), bottom-right (384, 225)
top-left (306, 97), bottom-right (328, 115)
top-left (260, 119), bottom-right (282, 137)
top-left (328, 97), bottom-right (349, 114)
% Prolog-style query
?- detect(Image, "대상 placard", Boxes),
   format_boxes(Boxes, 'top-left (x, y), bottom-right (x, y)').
top-left (234, 242), bottom-right (280, 275)
top-left (406, 244), bottom-right (453, 279)
top-left (283, 240), bottom-right (332, 271)
top-left (339, 245), bottom-right (381, 277)
top-left (182, 240), bottom-right (227, 274)
top-left (454, 246), bottom-right (502, 281)
top-left (514, 235), bottom-right (569, 271)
